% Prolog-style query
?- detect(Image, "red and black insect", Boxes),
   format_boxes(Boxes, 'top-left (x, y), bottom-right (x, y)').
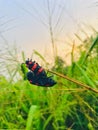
top-left (25, 59), bottom-right (56, 87)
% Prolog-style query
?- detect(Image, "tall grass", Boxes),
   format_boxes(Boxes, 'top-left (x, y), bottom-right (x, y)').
top-left (0, 33), bottom-right (98, 130)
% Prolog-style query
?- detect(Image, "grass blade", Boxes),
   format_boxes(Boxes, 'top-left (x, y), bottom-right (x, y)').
top-left (75, 63), bottom-right (96, 88)
top-left (82, 36), bottom-right (98, 64)
top-left (26, 105), bottom-right (37, 130)
top-left (33, 50), bottom-right (47, 63)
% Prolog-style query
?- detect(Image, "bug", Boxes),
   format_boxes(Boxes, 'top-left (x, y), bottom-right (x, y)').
top-left (24, 59), bottom-right (56, 87)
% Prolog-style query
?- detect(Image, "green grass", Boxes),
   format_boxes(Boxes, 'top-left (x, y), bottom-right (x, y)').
top-left (0, 34), bottom-right (98, 130)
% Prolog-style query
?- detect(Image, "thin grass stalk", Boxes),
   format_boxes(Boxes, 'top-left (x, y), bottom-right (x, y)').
top-left (47, 0), bottom-right (57, 60)
top-left (47, 69), bottom-right (98, 93)
top-left (71, 42), bottom-right (75, 64)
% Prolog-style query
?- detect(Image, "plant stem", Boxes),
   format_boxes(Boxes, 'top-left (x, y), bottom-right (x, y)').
top-left (47, 69), bottom-right (98, 93)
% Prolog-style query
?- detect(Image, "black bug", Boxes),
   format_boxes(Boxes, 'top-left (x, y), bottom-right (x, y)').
top-left (25, 59), bottom-right (57, 87)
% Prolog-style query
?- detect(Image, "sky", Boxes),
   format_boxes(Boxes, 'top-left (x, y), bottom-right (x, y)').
top-left (0, 0), bottom-right (98, 59)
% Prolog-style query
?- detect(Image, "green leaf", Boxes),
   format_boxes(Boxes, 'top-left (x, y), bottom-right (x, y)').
top-left (26, 105), bottom-right (37, 130)
top-left (21, 63), bottom-right (28, 80)
top-left (88, 122), bottom-right (94, 130)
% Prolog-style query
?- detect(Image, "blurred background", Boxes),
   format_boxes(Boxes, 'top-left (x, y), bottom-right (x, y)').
top-left (0, 0), bottom-right (98, 59)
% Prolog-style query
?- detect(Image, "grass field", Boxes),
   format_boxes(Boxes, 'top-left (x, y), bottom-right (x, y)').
top-left (0, 34), bottom-right (98, 130)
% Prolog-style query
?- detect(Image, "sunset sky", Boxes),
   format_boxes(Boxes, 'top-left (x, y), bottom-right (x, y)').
top-left (0, 0), bottom-right (98, 58)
